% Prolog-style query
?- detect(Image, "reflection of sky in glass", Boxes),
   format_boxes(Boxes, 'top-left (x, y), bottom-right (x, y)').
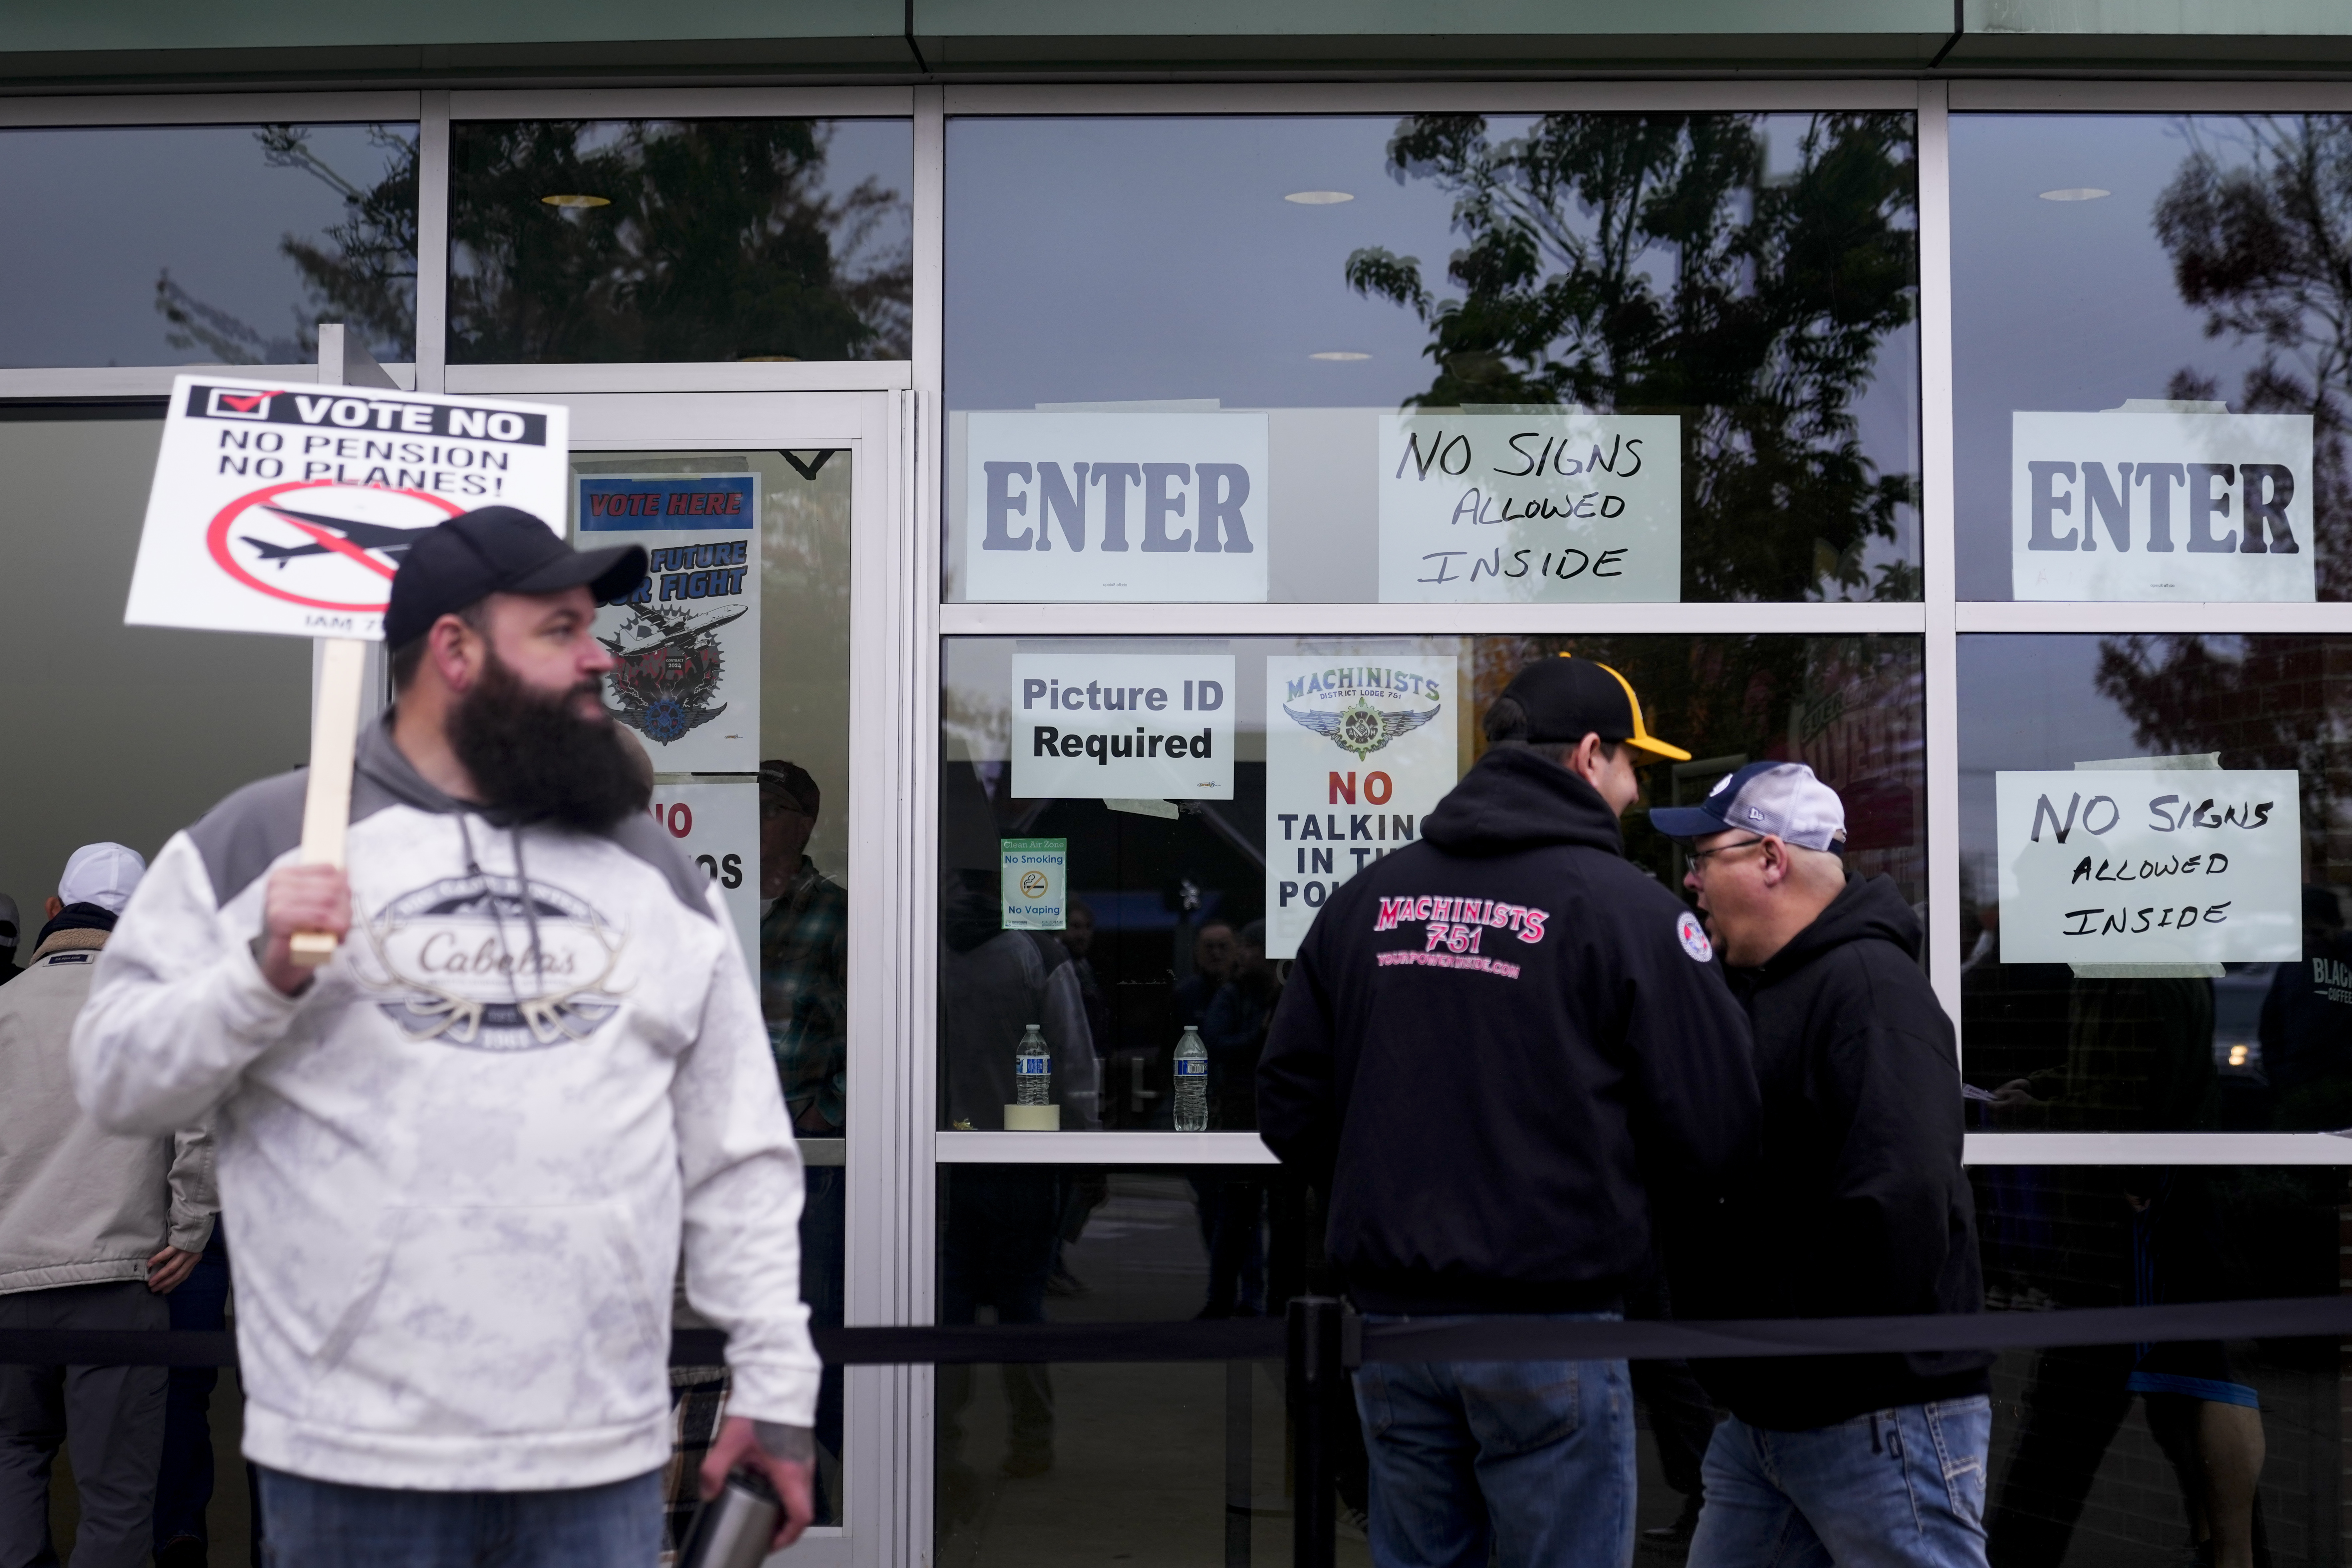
top-left (947, 114), bottom-right (1916, 440)
top-left (0, 124), bottom-right (417, 368)
top-left (1957, 633), bottom-right (2207, 903)
top-left (1951, 115), bottom-right (2292, 599)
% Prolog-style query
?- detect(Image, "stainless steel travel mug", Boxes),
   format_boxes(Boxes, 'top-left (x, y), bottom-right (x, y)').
top-left (677, 1467), bottom-right (782, 1568)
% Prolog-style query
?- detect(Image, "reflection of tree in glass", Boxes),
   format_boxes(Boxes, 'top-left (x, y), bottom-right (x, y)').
top-left (2095, 633), bottom-right (2352, 872)
top-left (1346, 114), bottom-right (1920, 602)
top-left (1469, 635), bottom-right (1925, 905)
top-left (154, 125), bottom-right (418, 366)
top-left (2155, 117), bottom-right (2352, 596)
top-left (449, 121), bottom-right (910, 364)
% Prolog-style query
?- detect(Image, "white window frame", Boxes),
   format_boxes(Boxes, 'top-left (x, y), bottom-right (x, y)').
top-left (923, 78), bottom-right (2352, 1176)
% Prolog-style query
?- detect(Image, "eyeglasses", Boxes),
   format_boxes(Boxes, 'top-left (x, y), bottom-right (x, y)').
top-left (1685, 835), bottom-right (1767, 874)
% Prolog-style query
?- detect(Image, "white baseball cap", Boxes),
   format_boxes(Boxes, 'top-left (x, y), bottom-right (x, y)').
top-left (1649, 761), bottom-right (1849, 853)
top-left (59, 843), bottom-right (147, 915)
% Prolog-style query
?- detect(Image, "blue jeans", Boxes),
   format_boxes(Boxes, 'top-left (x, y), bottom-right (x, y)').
top-left (1688, 1398), bottom-right (1992, 1568)
top-left (155, 1242), bottom-right (233, 1551)
top-left (1351, 1315), bottom-right (1635, 1568)
top-left (257, 1468), bottom-right (663, 1568)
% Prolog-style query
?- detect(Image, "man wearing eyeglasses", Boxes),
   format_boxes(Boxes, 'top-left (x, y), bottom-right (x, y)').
top-left (1656, 763), bottom-right (1991, 1568)
top-left (1259, 656), bottom-right (1758, 1568)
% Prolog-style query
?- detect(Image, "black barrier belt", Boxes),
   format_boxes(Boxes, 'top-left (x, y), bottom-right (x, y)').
top-left (1357, 1295), bottom-right (2352, 1366)
top-left (8, 1296), bottom-right (2352, 1371)
top-left (0, 1322), bottom-right (1287, 1370)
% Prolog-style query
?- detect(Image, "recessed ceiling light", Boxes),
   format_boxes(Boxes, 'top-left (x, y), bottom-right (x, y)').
top-left (1310, 351), bottom-right (1371, 361)
top-left (1285, 190), bottom-right (1354, 205)
top-left (541, 193), bottom-right (612, 208)
top-left (2038, 187), bottom-right (2111, 202)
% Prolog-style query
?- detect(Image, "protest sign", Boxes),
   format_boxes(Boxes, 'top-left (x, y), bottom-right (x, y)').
top-left (126, 375), bottom-right (570, 640)
top-left (1378, 413), bottom-right (1681, 602)
top-left (1010, 653), bottom-right (1235, 800)
top-left (1001, 838), bottom-right (1068, 931)
top-left (1264, 657), bottom-right (1458, 960)
top-left (963, 411), bottom-right (1270, 603)
top-left (1994, 768), bottom-right (2301, 964)
top-left (579, 474), bottom-right (759, 774)
top-left (2012, 409), bottom-right (2315, 602)
top-left (646, 781), bottom-right (761, 963)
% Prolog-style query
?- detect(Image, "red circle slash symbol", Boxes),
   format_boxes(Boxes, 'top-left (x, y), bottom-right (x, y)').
top-left (205, 482), bottom-right (464, 613)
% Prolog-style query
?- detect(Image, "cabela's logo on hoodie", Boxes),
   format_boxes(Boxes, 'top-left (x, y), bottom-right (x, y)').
top-left (354, 874), bottom-right (628, 1050)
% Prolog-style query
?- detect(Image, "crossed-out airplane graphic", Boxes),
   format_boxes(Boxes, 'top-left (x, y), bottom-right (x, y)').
top-left (241, 504), bottom-right (428, 572)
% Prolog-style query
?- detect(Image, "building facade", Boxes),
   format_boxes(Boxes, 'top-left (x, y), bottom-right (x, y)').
top-left (9, 4), bottom-right (2352, 1563)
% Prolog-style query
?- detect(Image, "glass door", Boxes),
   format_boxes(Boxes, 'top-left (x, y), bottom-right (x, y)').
top-left (553, 389), bottom-right (917, 1568)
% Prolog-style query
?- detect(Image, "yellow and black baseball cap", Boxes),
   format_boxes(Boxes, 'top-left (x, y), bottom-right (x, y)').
top-left (1493, 655), bottom-right (1692, 764)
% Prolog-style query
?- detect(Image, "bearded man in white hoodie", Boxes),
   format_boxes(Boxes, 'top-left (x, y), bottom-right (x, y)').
top-left (73, 508), bottom-right (821, 1567)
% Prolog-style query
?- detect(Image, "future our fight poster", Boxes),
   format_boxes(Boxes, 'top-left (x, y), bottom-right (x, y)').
top-left (578, 474), bottom-right (760, 774)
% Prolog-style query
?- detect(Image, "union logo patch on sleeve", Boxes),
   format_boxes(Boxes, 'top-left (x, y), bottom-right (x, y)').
top-left (1676, 910), bottom-right (1714, 963)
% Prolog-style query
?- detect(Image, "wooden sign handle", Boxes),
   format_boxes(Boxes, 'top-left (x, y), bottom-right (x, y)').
top-left (289, 637), bottom-right (368, 966)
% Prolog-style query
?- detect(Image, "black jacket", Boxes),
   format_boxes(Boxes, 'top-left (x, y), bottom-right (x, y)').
top-left (1678, 874), bottom-right (1991, 1430)
top-left (1257, 746), bottom-right (1759, 1315)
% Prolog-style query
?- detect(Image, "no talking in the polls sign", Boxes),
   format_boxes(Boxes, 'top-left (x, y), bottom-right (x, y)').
top-left (125, 375), bottom-right (572, 640)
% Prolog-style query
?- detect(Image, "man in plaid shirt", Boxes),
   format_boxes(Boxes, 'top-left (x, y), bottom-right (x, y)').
top-left (759, 760), bottom-right (847, 1135)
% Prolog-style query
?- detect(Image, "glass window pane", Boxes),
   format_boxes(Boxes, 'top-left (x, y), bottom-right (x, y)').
top-left (1953, 114), bottom-right (2350, 602)
top-left (450, 120), bottom-right (912, 364)
top-left (933, 1164), bottom-right (1329, 1559)
top-left (567, 447), bottom-right (851, 1530)
top-left (940, 633), bottom-right (1926, 1132)
top-left (1975, 1166), bottom-right (2345, 1560)
top-left (0, 123), bottom-right (418, 368)
top-left (945, 114), bottom-right (1922, 604)
top-left (0, 408), bottom-right (312, 913)
top-left (1960, 633), bottom-right (2352, 1131)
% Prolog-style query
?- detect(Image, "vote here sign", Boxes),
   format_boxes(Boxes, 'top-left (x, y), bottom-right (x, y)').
top-left (1378, 413), bottom-right (1681, 602)
top-left (1009, 653), bottom-right (1236, 800)
top-left (963, 412), bottom-right (1270, 603)
top-left (2012, 410), bottom-right (2315, 602)
top-left (1994, 768), bottom-right (2301, 964)
top-left (125, 374), bottom-right (571, 640)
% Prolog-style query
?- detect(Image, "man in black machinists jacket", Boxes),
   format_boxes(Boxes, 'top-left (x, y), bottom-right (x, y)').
top-left (1658, 761), bottom-right (1991, 1568)
top-left (1259, 655), bottom-right (1758, 1568)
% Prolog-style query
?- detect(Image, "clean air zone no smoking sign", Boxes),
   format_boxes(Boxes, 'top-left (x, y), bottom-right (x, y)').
top-left (125, 375), bottom-right (572, 641)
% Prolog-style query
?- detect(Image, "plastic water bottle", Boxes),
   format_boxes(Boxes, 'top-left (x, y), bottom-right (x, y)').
top-left (1174, 1025), bottom-right (1209, 1131)
top-left (1015, 1024), bottom-right (1052, 1106)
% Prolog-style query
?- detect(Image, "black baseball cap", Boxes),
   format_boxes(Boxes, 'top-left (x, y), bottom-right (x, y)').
top-left (384, 507), bottom-right (646, 649)
top-left (1492, 655), bottom-right (1692, 763)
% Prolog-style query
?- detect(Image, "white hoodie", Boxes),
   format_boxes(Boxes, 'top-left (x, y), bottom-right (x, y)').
top-left (72, 718), bottom-right (819, 1491)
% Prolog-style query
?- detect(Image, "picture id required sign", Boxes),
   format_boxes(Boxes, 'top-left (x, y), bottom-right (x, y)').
top-left (1265, 657), bottom-right (1457, 960)
top-left (580, 475), bottom-right (760, 774)
top-left (1378, 413), bottom-right (1681, 602)
top-left (125, 375), bottom-right (570, 640)
top-left (2012, 410), bottom-right (2316, 602)
top-left (964, 412), bottom-right (1270, 603)
top-left (1010, 654), bottom-right (1236, 800)
top-left (1994, 768), bottom-right (2300, 964)
top-left (1001, 838), bottom-right (1068, 931)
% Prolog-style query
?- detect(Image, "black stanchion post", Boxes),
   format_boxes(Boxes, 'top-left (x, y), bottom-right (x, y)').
top-left (1287, 1296), bottom-right (1342, 1568)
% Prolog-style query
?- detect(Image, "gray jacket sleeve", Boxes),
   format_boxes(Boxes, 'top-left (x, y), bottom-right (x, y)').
top-left (165, 1123), bottom-right (218, 1253)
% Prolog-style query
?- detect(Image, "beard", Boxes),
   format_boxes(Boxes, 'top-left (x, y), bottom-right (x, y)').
top-left (447, 650), bottom-right (650, 832)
